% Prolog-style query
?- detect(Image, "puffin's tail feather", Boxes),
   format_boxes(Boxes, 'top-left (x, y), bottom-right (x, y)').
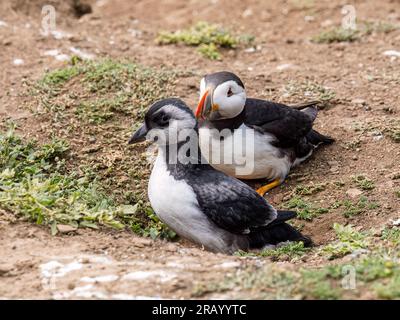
top-left (267, 210), bottom-right (297, 227)
top-left (248, 211), bottom-right (313, 248)
top-left (306, 129), bottom-right (335, 146)
top-left (290, 100), bottom-right (320, 110)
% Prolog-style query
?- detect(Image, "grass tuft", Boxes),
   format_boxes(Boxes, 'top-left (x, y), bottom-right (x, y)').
top-left (352, 175), bottom-right (375, 191)
top-left (156, 21), bottom-right (254, 60)
top-left (322, 223), bottom-right (369, 259)
top-left (283, 80), bottom-right (336, 105)
top-left (235, 241), bottom-right (310, 261)
top-left (332, 196), bottom-right (379, 218)
top-left (312, 27), bottom-right (359, 44)
top-left (283, 196), bottom-right (329, 221)
top-left (312, 21), bottom-right (398, 44)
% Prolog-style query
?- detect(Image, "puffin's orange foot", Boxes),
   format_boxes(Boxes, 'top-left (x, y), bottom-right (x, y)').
top-left (256, 179), bottom-right (282, 197)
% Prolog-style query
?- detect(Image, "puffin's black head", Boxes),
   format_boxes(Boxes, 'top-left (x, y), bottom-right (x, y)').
top-left (128, 98), bottom-right (197, 145)
top-left (196, 71), bottom-right (247, 121)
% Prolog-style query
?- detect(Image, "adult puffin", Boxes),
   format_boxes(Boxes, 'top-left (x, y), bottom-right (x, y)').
top-left (129, 98), bottom-right (311, 254)
top-left (195, 71), bottom-right (334, 196)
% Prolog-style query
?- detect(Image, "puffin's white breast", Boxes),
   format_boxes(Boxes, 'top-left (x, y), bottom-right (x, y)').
top-left (199, 124), bottom-right (291, 180)
top-left (148, 149), bottom-right (242, 253)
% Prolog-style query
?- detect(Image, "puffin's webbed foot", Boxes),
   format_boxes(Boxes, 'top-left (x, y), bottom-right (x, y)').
top-left (256, 178), bottom-right (282, 197)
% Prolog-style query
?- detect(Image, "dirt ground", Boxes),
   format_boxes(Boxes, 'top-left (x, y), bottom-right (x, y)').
top-left (0, 0), bottom-right (399, 299)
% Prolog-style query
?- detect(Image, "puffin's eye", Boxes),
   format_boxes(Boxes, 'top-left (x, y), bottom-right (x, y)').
top-left (227, 88), bottom-right (233, 97)
top-left (154, 112), bottom-right (170, 127)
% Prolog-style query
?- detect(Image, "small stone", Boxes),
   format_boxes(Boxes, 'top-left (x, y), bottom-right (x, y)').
top-left (244, 47), bottom-right (256, 53)
top-left (0, 264), bottom-right (13, 276)
top-left (57, 224), bottom-right (78, 233)
top-left (383, 50), bottom-right (400, 57)
top-left (304, 15), bottom-right (315, 22)
top-left (392, 219), bottom-right (400, 226)
top-left (346, 188), bottom-right (363, 198)
top-left (352, 98), bottom-right (366, 105)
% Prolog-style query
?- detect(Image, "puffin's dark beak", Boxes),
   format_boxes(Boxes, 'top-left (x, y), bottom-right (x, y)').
top-left (128, 123), bottom-right (148, 144)
top-left (195, 88), bottom-right (219, 120)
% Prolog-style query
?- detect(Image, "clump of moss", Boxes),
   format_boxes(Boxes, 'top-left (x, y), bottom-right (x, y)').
top-left (312, 27), bottom-right (359, 44)
top-left (283, 80), bottom-right (336, 105)
top-left (156, 21), bottom-right (254, 60)
top-left (312, 21), bottom-right (399, 44)
top-left (352, 175), bottom-right (375, 191)
top-left (322, 223), bottom-right (369, 259)
top-left (332, 196), bottom-right (379, 218)
top-left (235, 241), bottom-right (310, 261)
top-left (283, 196), bottom-right (329, 221)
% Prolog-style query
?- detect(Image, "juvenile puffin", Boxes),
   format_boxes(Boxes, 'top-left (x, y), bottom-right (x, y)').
top-left (129, 98), bottom-right (311, 254)
top-left (196, 71), bottom-right (334, 196)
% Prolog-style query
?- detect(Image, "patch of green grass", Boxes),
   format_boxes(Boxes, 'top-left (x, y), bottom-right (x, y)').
top-left (292, 183), bottom-right (326, 196)
top-left (337, 196), bottom-right (379, 218)
top-left (31, 58), bottom-right (180, 239)
top-left (322, 223), bottom-right (369, 260)
top-left (312, 27), bottom-right (359, 44)
top-left (395, 190), bottom-right (400, 198)
top-left (40, 65), bottom-right (80, 88)
top-left (194, 243), bottom-right (400, 299)
top-left (289, 0), bottom-right (315, 10)
top-left (352, 175), bottom-right (375, 191)
top-left (382, 227), bottom-right (400, 245)
top-left (235, 241), bottom-right (310, 261)
top-left (37, 59), bottom-right (176, 119)
top-left (385, 121), bottom-right (400, 143)
top-left (362, 20), bottom-right (399, 35)
top-left (375, 274), bottom-right (400, 299)
top-left (299, 269), bottom-right (340, 299)
top-left (312, 21), bottom-right (399, 44)
top-left (283, 196), bottom-right (329, 221)
top-left (0, 125), bottom-right (176, 239)
top-left (156, 21), bottom-right (254, 60)
top-left (283, 80), bottom-right (336, 104)
top-left (197, 43), bottom-right (221, 60)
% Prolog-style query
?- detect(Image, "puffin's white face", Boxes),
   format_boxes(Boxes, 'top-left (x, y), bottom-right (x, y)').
top-left (197, 77), bottom-right (246, 121)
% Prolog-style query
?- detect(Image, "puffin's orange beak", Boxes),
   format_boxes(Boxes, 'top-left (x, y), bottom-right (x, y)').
top-left (195, 90), bottom-right (208, 119)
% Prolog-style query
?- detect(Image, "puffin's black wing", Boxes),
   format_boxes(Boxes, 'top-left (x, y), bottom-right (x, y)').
top-left (186, 166), bottom-right (277, 235)
top-left (244, 98), bottom-right (316, 148)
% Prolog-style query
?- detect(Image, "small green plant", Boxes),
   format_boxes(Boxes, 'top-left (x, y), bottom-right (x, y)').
top-left (322, 223), bottom-right (369, 259)
top-left (283, 196), bottom-right (328, 221)
top-left (375, 274), bottom-right (400, 299)
top-left (293, 183), bottom-right (326, 196)
top-left (343, 196), bottom-right (378, 218)
top-left (312, 21), bottom-right (399, 44)
top-left (40, 66), bottom-right (80, 88)
top-left (312, 27), bottom-right (359, 44)
top-left (299, 270), bottom-right (341, 300)
top-left (283, 80), bottom-right (336, 104)
top-left (235, 242), bottom-right (310, 261)
top-left (382, 227), bottom-right (400, 245)
top-left (352, 175), bottom-right (375, 191)
top-left (386, 125), bottom-right (400, 143)
top-left (362, 21), bottom-right (399, 35)
top-left (197, 43), bottom-right (221, 60)
top-left (156, 21), bottom-right (254, 59)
